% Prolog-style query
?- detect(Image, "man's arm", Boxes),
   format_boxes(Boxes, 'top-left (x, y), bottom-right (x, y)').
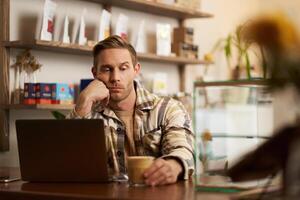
top-left (144, 99), bottom-right (195, 186)
top-left (67, 79), bottom-right (109, 119)
top-left (75, 79), bottom-right (109, 117)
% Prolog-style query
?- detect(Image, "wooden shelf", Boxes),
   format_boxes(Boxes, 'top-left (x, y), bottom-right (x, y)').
top-left (3, 40), bottom-right (210, 65)
top-left (211, 134), bottom-right (271, 139)
top-left (1, 104), bottom-right (74, 110)
top-left (3, 40), bottom-right (92, 55)
top-left (87, 0), bottom-right (213, 19)
top-left (137, 52), bottom-right (209, 65)
top-left (194, 79), bottom-right (269, 87)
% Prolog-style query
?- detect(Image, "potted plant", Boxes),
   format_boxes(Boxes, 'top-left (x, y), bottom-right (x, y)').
top-left (205, 23), bottom-right (268, 80)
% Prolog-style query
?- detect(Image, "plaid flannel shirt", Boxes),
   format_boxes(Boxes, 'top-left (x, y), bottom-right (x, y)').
top-left (67, 81), bottom-right (195, 179)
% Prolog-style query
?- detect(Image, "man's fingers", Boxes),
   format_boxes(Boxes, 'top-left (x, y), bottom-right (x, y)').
top-left (144, 159), bottom-right (182, 186)
top-left (148, 171), bottom-right (168, 186)
top-left (102, 95), bottom-right (110, 106)
top-left (159, 176), bottom-right (174, 186)
top-left (143, 159), bottom-right (164, 178)
top-left (145, 165), bottom-right (169, 185)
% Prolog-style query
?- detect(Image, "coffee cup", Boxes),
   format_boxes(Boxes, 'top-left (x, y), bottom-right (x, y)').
top-left (127, 156), bottom-right (154, 186)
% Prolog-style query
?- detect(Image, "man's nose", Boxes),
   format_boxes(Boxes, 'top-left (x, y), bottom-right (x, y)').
top-left (110, 69), bottom-right (120, 83)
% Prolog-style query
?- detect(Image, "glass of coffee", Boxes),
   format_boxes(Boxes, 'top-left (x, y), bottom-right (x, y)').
top-left (127, 156), bottom-right (154, 186)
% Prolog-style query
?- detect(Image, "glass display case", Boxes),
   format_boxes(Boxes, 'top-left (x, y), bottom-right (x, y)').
top-left (193, 79), bottom-right (274, 178)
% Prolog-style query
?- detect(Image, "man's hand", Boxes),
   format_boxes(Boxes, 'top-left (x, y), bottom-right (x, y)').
top-left (75, 79), bottom-right (109, 117)
top-left (143, 158), bottom-right (183, 186)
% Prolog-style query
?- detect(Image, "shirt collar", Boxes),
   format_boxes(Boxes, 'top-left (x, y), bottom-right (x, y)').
top-left (134, 80), bottom-right (156, 111)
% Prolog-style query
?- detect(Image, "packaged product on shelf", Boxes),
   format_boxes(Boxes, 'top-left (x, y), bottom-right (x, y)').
top-left (173, 27), bottom-right (194, 44)
top-left (87, 40), bottom-right (97, 47)
top-left (51, 83), bottom-right (74, 104)
top-left (192, 45), bottom-right (199, 58)
top-left (36, 83), bottom-right (52, 104)
top-left (40, 0), bottom-right (57, 41)
top-left (172, 42), bottom-right (189, 58)
top-left (115, 13), bottom-right (129, 40)
top-left (135, 20), bottom-right (146, 53)
top-left (155, 0), bottom-right (175, 5)
top-left (78, 9), bottom-right (87, 45)
top-left (175, 0), bottom-right (189, 8)
top-left (176, 0), bottom-right (201, 9)
top-left (62, 15), bottom-right (70, 44)
top-left (172, 42), bottom-right (198, 58)
top-left (80, 79), bottom-right (94, 92)
top-left (156, 23), bottom-right (171, 56)
top-left (152, 72), bottom-right (168, 95)
top-left (98, 9), bottom-right (111, 41)
top-left (23, 83), bottom-right (36, 105)
top-left (192, 0), bottom-right (202, 10)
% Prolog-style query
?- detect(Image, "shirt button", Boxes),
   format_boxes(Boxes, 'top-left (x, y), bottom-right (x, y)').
top-left (117, 128), bottom-right (123, 134)
top-left (117, 151), bottom-right (122, 157)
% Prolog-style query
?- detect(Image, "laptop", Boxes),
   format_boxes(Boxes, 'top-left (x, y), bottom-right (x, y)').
top-left (15, 119), bottom-right (109, 182)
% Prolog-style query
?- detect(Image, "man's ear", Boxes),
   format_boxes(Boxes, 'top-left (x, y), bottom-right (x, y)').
top-left (91, 66), bottom-right (97, 78)
top-left (134, 63), bottom-right (141, 75)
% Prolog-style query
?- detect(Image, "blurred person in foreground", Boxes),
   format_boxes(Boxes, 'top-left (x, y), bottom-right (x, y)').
top-left (229, 13), bottom-right (300, 199)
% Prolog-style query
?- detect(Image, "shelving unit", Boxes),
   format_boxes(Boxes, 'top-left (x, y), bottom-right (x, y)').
top-left (194, 79), bottom-right (269, 87)
top-left (0, 104), bottom-right (74, 111)
top-left (3, 40), bottom-right (210, 65)
top-left (86, 0), bottom-right (213, 19)
top-left (0, 0), bottom-right (213, 151)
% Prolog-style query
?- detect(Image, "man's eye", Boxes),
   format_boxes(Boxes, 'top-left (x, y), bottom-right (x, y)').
top-left (120, 66), bottom-right (128, 71)
top-left (101, 67), bottom-right (111, 72)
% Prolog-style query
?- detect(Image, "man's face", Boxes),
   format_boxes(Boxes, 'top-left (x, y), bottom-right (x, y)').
top-left (92, 48), bottom-right (140, 102)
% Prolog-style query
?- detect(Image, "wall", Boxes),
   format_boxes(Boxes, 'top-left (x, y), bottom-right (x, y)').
top-left (184, 0), bottom-right (260, 92)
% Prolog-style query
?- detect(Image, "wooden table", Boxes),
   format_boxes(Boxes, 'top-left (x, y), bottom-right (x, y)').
top-left (0, 167), bottom-right (232, 200)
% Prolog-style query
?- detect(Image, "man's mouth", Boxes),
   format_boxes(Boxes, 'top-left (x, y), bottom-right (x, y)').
top-left (109, 87), bottom-right (124, 93)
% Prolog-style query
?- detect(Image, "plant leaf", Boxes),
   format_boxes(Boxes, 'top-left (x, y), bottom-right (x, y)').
top-left (259, 46), bottom-right (268, 79)
top-left (245, 52), bottom-right (252, 79)
top-left (211, 38), bottom-right (226, 53)
top-left (51, 111), bottom-right (66, 120)
top-left (225, 35), bottom-right (232, 58)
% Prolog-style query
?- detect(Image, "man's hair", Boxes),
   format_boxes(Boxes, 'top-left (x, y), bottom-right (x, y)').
top-left (93, 35), bottom-right (138, 68)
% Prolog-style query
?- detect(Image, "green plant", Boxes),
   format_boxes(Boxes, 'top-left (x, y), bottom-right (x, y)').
top-left (51, 111), bottom-right (66, 119)
top-left (242, 13), bottom-right (300, 90)
top-left (210, 23), bottom-right (264, 79)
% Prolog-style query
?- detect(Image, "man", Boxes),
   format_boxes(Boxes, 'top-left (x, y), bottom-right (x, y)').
top-left (68, 35), bottom-right (194, 186)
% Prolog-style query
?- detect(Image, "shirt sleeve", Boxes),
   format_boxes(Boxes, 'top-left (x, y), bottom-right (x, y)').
top-left (160, 98), bottom-right (195, 180)
top-left (66, 108), bottom-right (93, 119)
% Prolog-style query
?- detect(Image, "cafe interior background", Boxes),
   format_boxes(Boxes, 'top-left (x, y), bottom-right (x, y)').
top-left (1, 0), bottom-right (300, 179)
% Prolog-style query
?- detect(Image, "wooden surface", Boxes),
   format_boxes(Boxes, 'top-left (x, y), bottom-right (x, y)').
top-left (194, 79), bottom-right (269, 87)
top-left (3, 40), bottom-right (210, 65)
top-left (3, 40), bottom-right (92, 55)
top-left (87, 0), bottom-right (213, 19)
top-left (0, 104), bottom-right (75, 111)
top-left (0, 168), bottom-right (231, 200)
top-left (0, 0), bottom-right (10, 151)
top-left (178, 65), bottom-right (186, 92)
